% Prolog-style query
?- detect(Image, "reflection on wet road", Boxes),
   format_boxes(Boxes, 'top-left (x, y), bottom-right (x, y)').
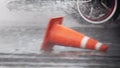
top-left (0, 26), bottom-right (120, 68)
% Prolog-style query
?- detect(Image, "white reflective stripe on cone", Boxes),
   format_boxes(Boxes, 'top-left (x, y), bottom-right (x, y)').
top-left (95, 42), bottom-right (102, 50)
top-left (81, 36), bottom-right (89, 48)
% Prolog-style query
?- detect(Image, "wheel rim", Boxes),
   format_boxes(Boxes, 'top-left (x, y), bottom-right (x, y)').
top-left (77, 0), bottom-right (117, 24)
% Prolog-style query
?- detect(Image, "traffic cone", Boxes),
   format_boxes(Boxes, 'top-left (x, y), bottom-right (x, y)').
top-left (41, 17), bottom-right (108, 52)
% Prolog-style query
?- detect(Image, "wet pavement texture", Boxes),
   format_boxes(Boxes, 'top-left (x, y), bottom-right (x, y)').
top-left (0, 0), bottom-right (120, 68)
top-left (0, 26), bottom-right (120, 68)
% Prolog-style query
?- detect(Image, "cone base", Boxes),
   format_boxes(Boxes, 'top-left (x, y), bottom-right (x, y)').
top-left (41, 17), bottom-right (63, 51)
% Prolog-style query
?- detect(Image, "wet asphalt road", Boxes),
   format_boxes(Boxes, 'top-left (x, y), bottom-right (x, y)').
top-left (0, 26), bottom-right (120, 68)
top-left (0, 0), bottom-right (120, 68)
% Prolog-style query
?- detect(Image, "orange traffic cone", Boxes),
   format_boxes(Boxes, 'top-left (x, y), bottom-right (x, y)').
top-left (41, 17), bottom-right (108, 52)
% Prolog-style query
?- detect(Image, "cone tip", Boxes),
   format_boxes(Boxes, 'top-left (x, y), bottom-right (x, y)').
top-left (100, 44), bottom-right (108, 52)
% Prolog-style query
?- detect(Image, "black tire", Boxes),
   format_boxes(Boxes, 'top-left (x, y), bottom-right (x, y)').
top-left (77, 0), bottom-right (119, 24)
top-left (112, 0), bottom-right (120, 21)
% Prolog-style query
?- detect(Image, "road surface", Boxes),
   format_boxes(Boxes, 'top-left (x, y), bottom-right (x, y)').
top-left (0, 26), bottom-right (120, 68)
top-left (0, 0), bottom-right (120, 68)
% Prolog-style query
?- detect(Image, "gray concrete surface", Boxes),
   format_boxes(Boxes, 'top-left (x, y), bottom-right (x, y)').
top-left (0, 26), bottom-right (120, 68)
top-left (0, 0), bottom-right (120, 68)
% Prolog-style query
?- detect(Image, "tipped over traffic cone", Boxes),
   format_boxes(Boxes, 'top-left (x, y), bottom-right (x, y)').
top-left (41, 17), bottom-right (108, 52)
